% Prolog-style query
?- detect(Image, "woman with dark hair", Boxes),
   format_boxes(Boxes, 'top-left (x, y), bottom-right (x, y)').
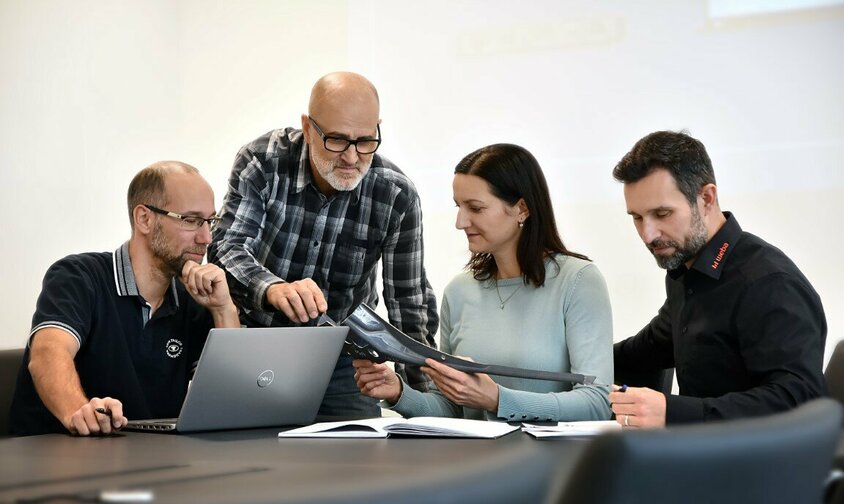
top-left (353, 144), bottom-right (613, 421)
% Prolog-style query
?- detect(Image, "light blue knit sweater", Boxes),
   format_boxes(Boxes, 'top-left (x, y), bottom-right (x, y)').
top-left (389, 254), bottom-right (614, 422)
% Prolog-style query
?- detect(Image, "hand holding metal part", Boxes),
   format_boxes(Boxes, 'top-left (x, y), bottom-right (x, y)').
top-left (320, 304), bottom-right (597, 386)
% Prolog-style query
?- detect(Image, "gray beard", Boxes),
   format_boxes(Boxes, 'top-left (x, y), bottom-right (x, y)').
top-left (311, 156), bottom-right (370, 192)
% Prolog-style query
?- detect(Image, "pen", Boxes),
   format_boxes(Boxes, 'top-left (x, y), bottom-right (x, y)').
top-left (95, 407), bottom-right (113, 418)
top-left (620, 384), bottom-right (628, 393)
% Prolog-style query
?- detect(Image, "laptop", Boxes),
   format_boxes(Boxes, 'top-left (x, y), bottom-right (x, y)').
top-left (125, 326), bottom-right (348, 433)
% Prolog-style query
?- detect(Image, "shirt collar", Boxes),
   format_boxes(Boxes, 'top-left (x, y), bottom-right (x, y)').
top-left (294, 131), bottom-right (366, 204)
top-left (674, 211), bottom-right (741, 281)
top-left (292, 131), bottom-right (311, 195)
top-left (112, 241), bottom-right (180, 308)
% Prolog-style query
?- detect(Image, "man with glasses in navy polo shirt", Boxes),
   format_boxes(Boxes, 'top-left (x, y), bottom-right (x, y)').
top-left (209, 72), bottom-right (438, 416)
top-left (9, 161), bottom-right (240, 436)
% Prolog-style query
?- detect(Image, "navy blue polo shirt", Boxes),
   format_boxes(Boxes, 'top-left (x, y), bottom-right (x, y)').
top-left (9, 242), bottom-right (213, 436)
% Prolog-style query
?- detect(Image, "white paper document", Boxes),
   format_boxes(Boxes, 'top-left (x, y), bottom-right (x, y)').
top-left (521, 420), bottom-right (621, 438)
top-left (279, 416), bottom-right (519, 439)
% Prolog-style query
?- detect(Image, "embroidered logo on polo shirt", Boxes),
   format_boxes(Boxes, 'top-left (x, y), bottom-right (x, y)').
top-left (711, 242), bottom-right (729, 270)
top-left (165, 338), bottom-right (184, 359)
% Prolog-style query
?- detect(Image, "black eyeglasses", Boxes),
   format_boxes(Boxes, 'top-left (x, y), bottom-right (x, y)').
top-left (144, 205), bottom-right (221, 231)
top-left (308, 117), bottom-right (381, 154)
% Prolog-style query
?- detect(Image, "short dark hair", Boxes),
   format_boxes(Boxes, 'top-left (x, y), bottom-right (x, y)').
top-left (455, 143), bottom-right (589, 287)
top-left (127, 161), bottom-right (198, 229)
top-left (613, 130), bottom-right (716, 204)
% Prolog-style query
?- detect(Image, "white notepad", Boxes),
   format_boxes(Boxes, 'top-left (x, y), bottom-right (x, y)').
top-left (278, 416), bottom-right (519, 439)
top-left (521, 420), bottom-right (621, 438)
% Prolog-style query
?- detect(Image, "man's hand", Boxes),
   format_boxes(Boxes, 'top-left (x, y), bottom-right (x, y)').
top-left (28, 328), bottom-right (129, 436)
top-left (65, 397), bottom-right (127, 436)
top-left (266, 280), bottom-right (327, 323)
top-left (180, 261), bottom-right (233, 309)
top-left (353, 359), bottom-right (402, 404)
top-left (609, 385), bottom-right (667, 429)
top-left (180, 261), bottom-right (239, 327)
top-left (422, 358), bottom-right (499, 413)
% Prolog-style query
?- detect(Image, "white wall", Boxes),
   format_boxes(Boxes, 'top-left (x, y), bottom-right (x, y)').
top-left (1, 0), bottom-right (183, 345)
top-left (344, 0), bottom-right (844, 363)
top-left (1, 1), bottom-right (842, 368)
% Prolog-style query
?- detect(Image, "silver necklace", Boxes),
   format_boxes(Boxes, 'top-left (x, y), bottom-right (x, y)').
top-left (494, 280), bottom-right (522, 309)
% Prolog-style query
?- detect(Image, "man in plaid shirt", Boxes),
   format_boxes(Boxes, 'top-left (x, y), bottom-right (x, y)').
top-left (209, 72), bottom-right (438, 416)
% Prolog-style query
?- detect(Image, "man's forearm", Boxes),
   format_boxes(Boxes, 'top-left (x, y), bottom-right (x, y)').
top-left (209, 301), bottom-right (241, 328)
top-left (29, 344), bottom-right (88, 428)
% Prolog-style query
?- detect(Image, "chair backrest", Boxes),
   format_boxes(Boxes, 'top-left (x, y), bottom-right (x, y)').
top-left (0, 348), bottom-right (25, 436)
top-left (657, 367), bottom-right (674, 395)
top-left (826, 340), bottom-right (844, 407)
top-left (557, 398), bottom-right (843, 504)
top-left (339, 436), bottom-right (560, 503)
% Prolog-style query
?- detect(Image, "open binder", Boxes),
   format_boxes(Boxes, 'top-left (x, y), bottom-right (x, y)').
top-left (320, 304), bottom-right (597, 386)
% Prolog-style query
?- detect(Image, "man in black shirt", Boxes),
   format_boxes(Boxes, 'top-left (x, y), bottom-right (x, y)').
top-left (9, 161), bottom-right (240, 436)
top-left (609, 131), bottom-right (826, 427)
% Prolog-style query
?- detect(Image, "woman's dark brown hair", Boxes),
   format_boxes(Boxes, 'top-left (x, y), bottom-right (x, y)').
top-left (455, 143), bottom-right (589, 287)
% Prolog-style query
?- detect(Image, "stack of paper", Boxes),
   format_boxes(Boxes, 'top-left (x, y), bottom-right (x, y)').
top-left (279, 417), bottom-right (519, 439)
top-left (521, 420), bottom-right (621, 439)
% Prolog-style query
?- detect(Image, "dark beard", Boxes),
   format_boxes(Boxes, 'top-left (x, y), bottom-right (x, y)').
top-left (648, 207), bottom-right (708, 270)
top-left (158, 254), bottom-right (186, 278)
top-left (151, 223), bottom-right (199, 277)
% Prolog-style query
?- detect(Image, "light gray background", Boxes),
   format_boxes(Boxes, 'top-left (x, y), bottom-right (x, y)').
top-left (2, 1), bottom-right (842, 366)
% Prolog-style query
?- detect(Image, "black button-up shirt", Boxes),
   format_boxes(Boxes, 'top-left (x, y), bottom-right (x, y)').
top-left (615, 212), bottom-right (826, 423)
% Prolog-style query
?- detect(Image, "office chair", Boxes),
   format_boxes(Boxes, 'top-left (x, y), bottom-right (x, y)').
top-left (556, 398), bottom-right (842, 504)
top-left (825, 341), bottom-right (844, 503)
top-left (340, 440), bottom-right (560, 504)
top-left (826, 340), bottom-right (844, 407)
top-left (0, 348), bottom-right (24, 436)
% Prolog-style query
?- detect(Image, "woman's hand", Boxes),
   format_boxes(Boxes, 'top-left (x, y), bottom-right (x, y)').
top-left (353, 359), bottom-right (403, 405)
top-left (422, 357), bottom-right (499, 413)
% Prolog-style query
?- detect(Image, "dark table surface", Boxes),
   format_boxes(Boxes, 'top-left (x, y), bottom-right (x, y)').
top-left (0, 425), bottom-right (589, 504)
top-left (5, 424), bottom-right (841, 503)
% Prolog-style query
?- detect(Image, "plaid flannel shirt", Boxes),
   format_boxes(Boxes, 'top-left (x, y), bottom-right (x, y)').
top-left (209, 127), bottom-right (437, 390)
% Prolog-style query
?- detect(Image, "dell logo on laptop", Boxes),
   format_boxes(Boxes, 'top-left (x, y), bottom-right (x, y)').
top-left (257, 370), bottom-right (275, 387)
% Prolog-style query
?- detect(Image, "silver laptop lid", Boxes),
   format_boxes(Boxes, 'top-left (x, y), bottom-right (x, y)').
top-left (172, 326), bottom-right (348, 433)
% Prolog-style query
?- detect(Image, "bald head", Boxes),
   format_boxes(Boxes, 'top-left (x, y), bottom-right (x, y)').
top-left (127, 161), bottom-right (202, 229)
top-left (308, 72), bottom-right (380, 119)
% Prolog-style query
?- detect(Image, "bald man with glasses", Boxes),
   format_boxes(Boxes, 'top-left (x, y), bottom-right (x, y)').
top-left (210, 72), bottom-right (438, 417)
top-left (9, 161), bottom-right (240, 436)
